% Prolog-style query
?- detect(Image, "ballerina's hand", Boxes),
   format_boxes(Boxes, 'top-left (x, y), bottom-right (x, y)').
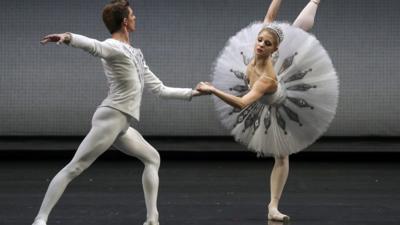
top-left (196, 82), bottom-right (215, 94)
top-left (40, 33), bottom-right (70, 45)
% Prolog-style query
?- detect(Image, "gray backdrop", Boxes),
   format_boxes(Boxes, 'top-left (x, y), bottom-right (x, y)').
top-left (0, 0), bottom-right (399, 136)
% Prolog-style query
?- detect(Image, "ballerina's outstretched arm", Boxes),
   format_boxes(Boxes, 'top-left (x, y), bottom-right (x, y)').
top-left (264, 0), bottom-right (283, 24)
top-left (292, 0), bottom-right (320, 31)
top-left (197, 77), bottom-right (277, 109)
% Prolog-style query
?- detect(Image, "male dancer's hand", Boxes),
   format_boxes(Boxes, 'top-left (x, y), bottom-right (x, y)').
top-left (191, 90), bottom-right (203, 97)
top-left (40, 33), bottom-right (71, 45)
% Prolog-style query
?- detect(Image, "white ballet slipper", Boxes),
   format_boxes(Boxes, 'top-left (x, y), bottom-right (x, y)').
top-left (143, 221), bottom-right (159, 225)
top-left (32, 219), bottom-right (47, 225)
top-left (268, 208), bottom-right (290, 223)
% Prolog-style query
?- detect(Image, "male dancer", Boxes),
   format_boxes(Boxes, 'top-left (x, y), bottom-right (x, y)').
top-left (33, 1), bottom-right (202, 225)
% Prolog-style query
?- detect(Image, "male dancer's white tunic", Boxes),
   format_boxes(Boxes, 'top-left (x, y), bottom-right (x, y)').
top-left (70, 33), bottom-right (193, 119)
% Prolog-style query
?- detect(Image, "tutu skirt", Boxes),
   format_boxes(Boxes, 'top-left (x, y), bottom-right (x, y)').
top-left (212, 22), bottom-right (339, 157)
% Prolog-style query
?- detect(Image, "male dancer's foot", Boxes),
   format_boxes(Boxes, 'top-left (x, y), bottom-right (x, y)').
top-left (143, 213), bottom-right (159, 225)
top-left (143, 221), bottom-right (159, 225)
top-left (268, 206), bottom-right (290, 223)
top-left (32, 219), bottom-right (46, 225)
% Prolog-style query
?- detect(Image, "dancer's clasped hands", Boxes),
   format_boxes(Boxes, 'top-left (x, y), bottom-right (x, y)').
top-left (196, 81), bottom-right (215, 95)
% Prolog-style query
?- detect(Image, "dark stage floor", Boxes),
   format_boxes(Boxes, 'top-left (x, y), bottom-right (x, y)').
top-left (1, 150), bottom-right (400, 225)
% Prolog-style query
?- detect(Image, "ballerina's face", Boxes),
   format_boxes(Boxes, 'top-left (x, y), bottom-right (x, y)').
top-left (254, 30), bottom-right (278, 56)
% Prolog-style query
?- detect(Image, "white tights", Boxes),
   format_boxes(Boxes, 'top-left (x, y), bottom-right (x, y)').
top-left (33, 107), bottom-right (160, 224)
top-left (293, 0), bottom-right (320, 31)
top-left (266, 0), bottom-right (320, 32)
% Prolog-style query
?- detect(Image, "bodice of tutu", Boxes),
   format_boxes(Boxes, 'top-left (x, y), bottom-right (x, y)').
top-left (259, 83), bottom-right (286, 106)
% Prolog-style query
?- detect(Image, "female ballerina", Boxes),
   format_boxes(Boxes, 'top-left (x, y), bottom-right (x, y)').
top-left (197, 0), bottom-right (338, 222)
top-left (32, 1), bottom-right (203, 225)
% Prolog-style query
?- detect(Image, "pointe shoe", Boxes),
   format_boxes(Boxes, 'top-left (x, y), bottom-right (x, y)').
top-left (143, 221), bottom-right (159, 225)
top-left (32, 219), bottom-right (47, 225)
top-left (268, 219), bottom-right (290, 225)
top-left (311, 0), bottom-right (320, 5)
top-left (267, 207), bottom-right (290, 223)
top-left (268, 214), bottom-right (290, 222)
top-left (268, 213), bottom-right (290, 223)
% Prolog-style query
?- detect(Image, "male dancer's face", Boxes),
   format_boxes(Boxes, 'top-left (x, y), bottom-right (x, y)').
top-left (126, 7), bottom-right (136, 32)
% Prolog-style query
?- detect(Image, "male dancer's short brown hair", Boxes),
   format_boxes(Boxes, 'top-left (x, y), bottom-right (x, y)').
top-left (102, 0), bottom-right (131, 34)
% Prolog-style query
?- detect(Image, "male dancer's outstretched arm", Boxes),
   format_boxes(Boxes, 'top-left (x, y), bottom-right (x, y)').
top-left (42, 33), bottom-right (202, 100)
top-left (143, 64), bottom-right (201, 100)
top-left (42, 32), bottom-right (202, 100)
top-left (41, 33), bottom-right (120, 60)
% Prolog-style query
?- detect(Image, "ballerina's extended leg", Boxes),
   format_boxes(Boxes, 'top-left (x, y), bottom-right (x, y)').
top-left (293, 0), bottom-right (321, 31)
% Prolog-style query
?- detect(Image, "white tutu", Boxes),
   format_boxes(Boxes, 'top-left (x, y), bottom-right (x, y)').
top-left (212, 22), bottom-right (339, 157)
